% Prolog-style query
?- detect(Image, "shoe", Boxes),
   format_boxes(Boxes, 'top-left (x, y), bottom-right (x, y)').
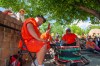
top-left (31, 62), bottom-right (35, 66)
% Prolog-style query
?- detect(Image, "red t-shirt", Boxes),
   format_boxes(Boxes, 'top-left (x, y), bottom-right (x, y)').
top-left (62, 33), bottom-right (77, 44)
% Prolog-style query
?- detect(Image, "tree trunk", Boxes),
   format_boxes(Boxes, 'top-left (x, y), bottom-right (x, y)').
top-left (78, 5), bottom-right (100, 20)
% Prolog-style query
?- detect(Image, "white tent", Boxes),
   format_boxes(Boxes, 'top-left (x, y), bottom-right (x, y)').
top-left (88, 29), bottom-right (100, 37)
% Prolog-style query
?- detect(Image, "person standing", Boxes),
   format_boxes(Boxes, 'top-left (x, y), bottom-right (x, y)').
top-left (16, 9), bottom-right (25, 22)
top-left (41, 23), bottom-right (52, 50)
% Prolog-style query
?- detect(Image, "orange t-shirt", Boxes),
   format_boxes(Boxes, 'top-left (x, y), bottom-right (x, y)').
top-left (41, 32), bottom-right (52, 41)
top-left (41, 32), bottom-right (52, 49)
top-left (21, 17), bottom-right (41, 40)
top-left (86, 41), bottom-right (95, 49)
top-left (62, 33), bottom-right (77, 44)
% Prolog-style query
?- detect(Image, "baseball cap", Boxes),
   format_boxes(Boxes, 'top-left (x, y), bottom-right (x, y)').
top-left (66, 28), bottom-right (71, 32)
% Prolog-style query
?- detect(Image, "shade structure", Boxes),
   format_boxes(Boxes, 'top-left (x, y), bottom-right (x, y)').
top-left (88, 29), bottom-right (100, 37)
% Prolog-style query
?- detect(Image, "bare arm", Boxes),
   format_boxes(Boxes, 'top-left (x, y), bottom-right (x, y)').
top-left (27, 23), bottom-right (45, 42)
top-left (76, 38), bottom-right (80, 46)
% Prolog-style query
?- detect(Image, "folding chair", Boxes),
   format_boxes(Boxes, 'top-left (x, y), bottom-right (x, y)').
top-left (18, 32), bottom-right (36, 66)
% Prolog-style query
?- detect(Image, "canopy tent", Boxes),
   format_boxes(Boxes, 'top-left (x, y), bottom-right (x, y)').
top-left (88, 29), bottom-right (100, 37)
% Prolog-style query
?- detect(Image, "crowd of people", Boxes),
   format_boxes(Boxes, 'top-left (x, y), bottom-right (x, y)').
top-left (81, 34), bottom-right (100, 52)
top-left (2, 8), bottom-right (100, 66)
top-left (17, 13), bottom-right (81, 66)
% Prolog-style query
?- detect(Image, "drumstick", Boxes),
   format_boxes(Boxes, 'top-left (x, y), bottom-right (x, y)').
top-left (47, 23), bottom-right (50, 30)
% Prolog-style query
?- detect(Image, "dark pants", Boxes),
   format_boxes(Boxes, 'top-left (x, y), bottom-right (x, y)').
top-left (63, 42), bottom-right (76, 46)
top-left (87, 48), bottom-right (94, 52)
top-left (98, 41), bottom-right (100, 48)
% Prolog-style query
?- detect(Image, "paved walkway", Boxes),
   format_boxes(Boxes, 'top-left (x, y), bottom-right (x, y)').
top-left (23, 51), bottom-right (100, 66)
top-left (82, 51), bottom-right (100, 66)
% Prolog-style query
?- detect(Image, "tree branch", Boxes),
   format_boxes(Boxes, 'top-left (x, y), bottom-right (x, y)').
top-left (97, 0), bottom-right (100, 4)
top-left (78, 5), bottom-right (100, 20)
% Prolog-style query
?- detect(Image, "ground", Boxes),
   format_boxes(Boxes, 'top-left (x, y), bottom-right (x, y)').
top-left (83, 51), bottom-right (100, 66)
top-left (23, 52), bottom-right (100, 66)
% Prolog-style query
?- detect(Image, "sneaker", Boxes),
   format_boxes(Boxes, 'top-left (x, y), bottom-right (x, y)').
top-left (31, 62), bottom-right (36, 66)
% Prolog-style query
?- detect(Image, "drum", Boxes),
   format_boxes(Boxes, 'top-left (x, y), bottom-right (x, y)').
top-left (58, 46), bottom-right (81, 61)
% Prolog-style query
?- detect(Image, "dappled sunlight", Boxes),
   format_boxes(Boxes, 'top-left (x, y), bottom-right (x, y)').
top-left (77, 20), bottom-right (91, 30)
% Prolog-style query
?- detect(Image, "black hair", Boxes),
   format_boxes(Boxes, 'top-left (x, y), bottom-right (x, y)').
top-left (66, 28), bottom-right (71, 32)
top-left (36, 15), bottom-right (46, 23)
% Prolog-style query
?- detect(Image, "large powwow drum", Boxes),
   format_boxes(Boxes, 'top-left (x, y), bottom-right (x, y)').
top-left (57, 46), bottom-right (81, 61)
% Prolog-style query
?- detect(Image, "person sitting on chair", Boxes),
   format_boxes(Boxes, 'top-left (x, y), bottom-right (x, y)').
top-left (62, 28), bottom-right (79, 46)
top-left (86, 38), bottom-right (96, 52)
top-left (18, 15), bottom-right (47, 66)
top-left (86, 38), bottom-right (100, 52)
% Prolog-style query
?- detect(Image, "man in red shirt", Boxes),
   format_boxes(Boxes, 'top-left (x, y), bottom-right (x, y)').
top-left (62, 28), bottom-right (79, 46)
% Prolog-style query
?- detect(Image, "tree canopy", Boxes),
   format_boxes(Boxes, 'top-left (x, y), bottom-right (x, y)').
top-left (0, 0), bottom-right (100, 24)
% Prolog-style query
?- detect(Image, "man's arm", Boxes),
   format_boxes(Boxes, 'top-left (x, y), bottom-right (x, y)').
top-left (76, 37), bottom-right (80, 46)
top-left (61, 35), bottom-right (67, 44)
top-left (16, 13), bottom-right (20, 20)
top-left (27, 23), bottom-right (45, 42)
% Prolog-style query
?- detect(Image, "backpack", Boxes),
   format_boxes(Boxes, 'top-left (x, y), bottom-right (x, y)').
top-left (8, 54), bottom-right (22, 66)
